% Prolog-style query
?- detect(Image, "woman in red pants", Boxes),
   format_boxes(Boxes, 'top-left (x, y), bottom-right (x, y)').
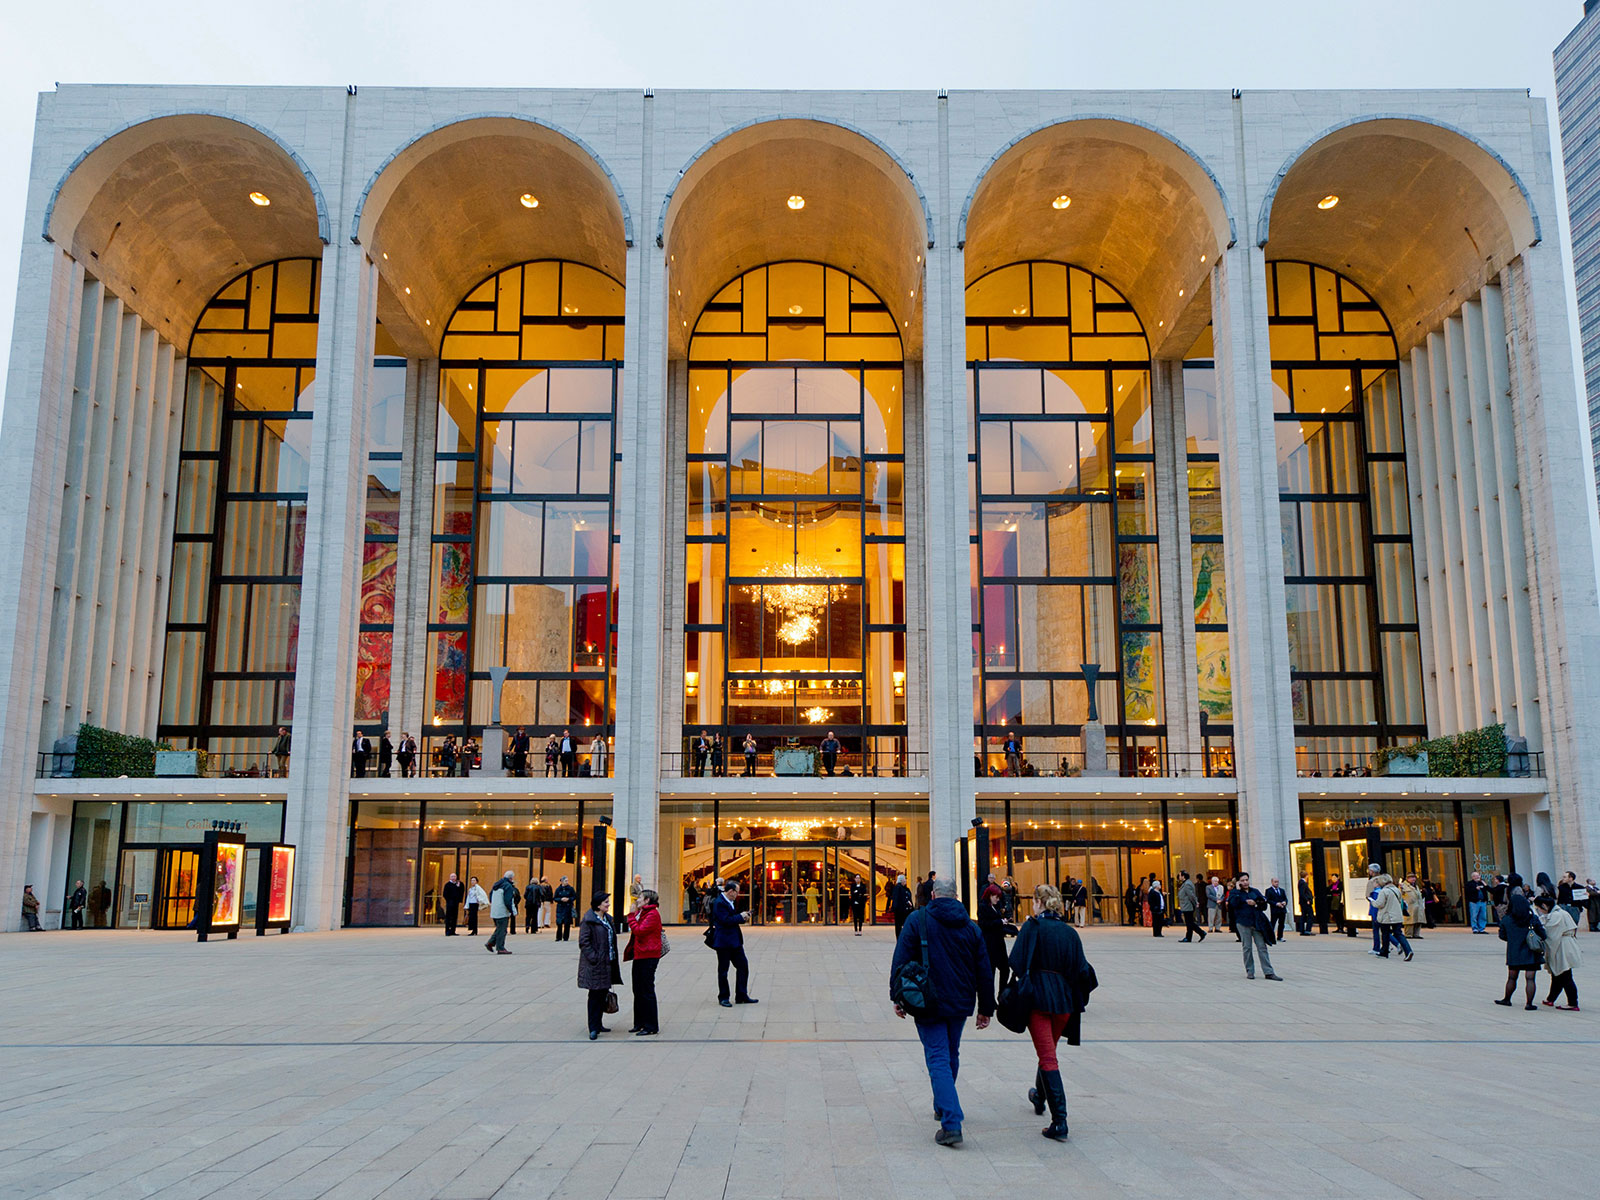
top-left (1007, 884), bottom-right (1094, 1141)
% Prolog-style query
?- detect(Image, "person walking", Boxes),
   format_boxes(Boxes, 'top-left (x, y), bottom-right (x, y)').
top-left (889, 877), bottom-right (995, 1148)
top-left (1177, 873), bottom-right (1202, 942)
top-left (1009, 884), bottom-right (1094, 1143)
top-left (625, 889), bottom-right (665, 1035)
top-left (1496, 874), bottom-right (1547, 1010)
top-left (742, 733), bottom-right (758, 777)
top-left (1464, 871), bottom-right (1490, 933)
top-left (21, 885), bottom-right (43, 931)
top-left (1265, 878), bottom-right (1289, 942)
top-left (464, 876), bottom-right (488, 937)
top-left (708, 881), bottom-right (758, 1006)
top-left (916, 870), bottom-right (936, 909)
top-left (1296, 874), bottom-right (1316, 935)
top-left (553, 875), bottom-right (577, 941)
top-left (1535, 895), bottom-right (1581, 1011)
top-left (1372, 874), bottom-right (1414, 960)
top-left (978, 875), bottom-right (1010, 992)
top-left (850, 875), bottom-right (869, 934)
top-left (441, 872), bottom-right (463, 935)
top-left (578, 892), bottom-right (621, 1039)
top-left (523, 877), bottom-right (540, 933)
top-left (272, 726), bottom-right (291, 778)
top-left (377, 731), bottom-right (393, 778)
top-left (1147, 879), bottom-right (1166, 936)
top-left (485, 869), bottom-right (518, 954)
top-left (889, 874), bottom-right (914, 940)
top-left (68, 880), bottom-right (86, 929)
top-left (1229, 872), bottom-right (1283, 980)
top-left (1400, 875), bottom-right (1424, 941)
top-left (350, 730), bottom-right (371, 778)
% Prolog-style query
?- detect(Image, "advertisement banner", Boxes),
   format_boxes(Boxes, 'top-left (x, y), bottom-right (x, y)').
top-left (212, 840), bottom-right (243, 927)
top-left (267, 846), bottom-right (295, 923)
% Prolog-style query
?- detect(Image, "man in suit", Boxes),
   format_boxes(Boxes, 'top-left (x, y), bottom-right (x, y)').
top-left (559, 729), bottom-right (577, 777)
top-left (511, 727), bottom-right (530, 777)
top-left (1297, 874), bottom-right (1317, 935)
top-left (351, 730), bottom-right (370, 778)
top-left (377, 731), bottom-right (393, 778)
top-left (1264, 878), bottom-right (1289, 942)
top-left (440, 872), bottom-right (463, 935)
top-left (1229, 871), bottom-right (1283, 981)
top-left (708, 881), bottom-right (759, 1007)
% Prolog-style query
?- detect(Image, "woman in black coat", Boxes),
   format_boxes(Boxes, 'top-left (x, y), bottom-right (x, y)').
top-left (1007, 883), bottom-right (1092, 1143)
top-left (578, 892), bottom-right (622, 1039)
top-left (1495, 874), bottom-right (1547, 1011)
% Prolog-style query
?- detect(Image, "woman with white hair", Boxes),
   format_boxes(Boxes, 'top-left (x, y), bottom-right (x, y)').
top-left (888, 873), bottom-right (914, 939)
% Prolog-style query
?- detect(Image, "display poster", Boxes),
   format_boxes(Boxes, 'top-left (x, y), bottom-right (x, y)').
top-left (212, 840), bottom-right (243, 927)
top-left (1340, 838), bottom-right (1373, 925)
top-left (267, 846), bottom-right (294, 923)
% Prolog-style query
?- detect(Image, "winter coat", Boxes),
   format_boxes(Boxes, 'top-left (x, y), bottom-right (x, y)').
top-left (489, 878), bottom-right (518, 920)
top-left (707, 893), bottom-right (747, 949)
top-left (1499, 892), bottom-right (1547, 970)
top-left (1177, 880), bottom-right (1197, 912)
top-left (578, 909), bottom-right (620, 990)
top-left (888, 882), bottom-right (913, 917)
top-left (1541, 905), bottom-right (1582, 976)
top-left (888, 896), bottom-right (995, 1022)
top-left (1373, 884), bottom-right (1406, 925)
top-left (465, 883), bottom-right (488, 908)
top-left (1147, 886), bottom-right (1166, 915)
top-left (554, 884), bottom-right (577, 919)
top-left (626, 904), bottom-right (664, 960)
top-left (441, 880), bottom-right (463, 908)
top-left (1398, 882), bottom-right (1423, 928)
top-left (1007, 910), bottom-right (1092, 1028)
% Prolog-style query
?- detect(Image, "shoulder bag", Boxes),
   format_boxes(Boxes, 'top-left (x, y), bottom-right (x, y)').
top-left (1525, 924), bottom-right (1546, 955)
top-left (996, 922), bottom-right (1037, 1033)
top-left (602, 989), bottom-right (620, 1015)
top-left (891, 913), bottom-right (937, 1018)
top-left (659, 929), bottom-right (671, 957)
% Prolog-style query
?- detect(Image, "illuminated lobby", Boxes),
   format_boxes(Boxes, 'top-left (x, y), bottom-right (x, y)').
top-left (2, 86), bottom-right (1597, 931)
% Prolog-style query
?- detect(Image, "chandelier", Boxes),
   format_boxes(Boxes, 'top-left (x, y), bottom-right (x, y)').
top-left (753, 561), bottom-right (832, 645)
top-left (777, 819), bottom-right (826, 841)
top-left (802, 706), bottom-right (829, 723)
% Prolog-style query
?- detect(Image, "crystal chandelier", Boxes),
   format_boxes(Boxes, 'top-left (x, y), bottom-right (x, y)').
top-left (754, 561), bottom-right (832, 645)
top-left (802, 706), bottom-right (829, 723)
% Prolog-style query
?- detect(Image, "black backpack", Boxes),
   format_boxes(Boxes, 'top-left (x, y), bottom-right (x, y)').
top-left (891, 912), bottom-right (938, 1018)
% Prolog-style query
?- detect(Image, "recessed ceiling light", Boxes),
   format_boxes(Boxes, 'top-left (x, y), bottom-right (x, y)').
top-left (563, 304), bottom-right (578, 315)
top-left (787, 195), bottom-right (805, 210)
top-left (1178, 288), bottom-right (1185, 298)
top-left (404, 286), bottom-right (411, 295)
top-left (788, 304), bottom-right (803, 315)
top-left (1318, 194), bottom-right (1339, 210)
top-left (1012, 305), bottom-right (1027, 316)
top-left (1052, 195), bottom-right (1071, 210)
top-left (520, 193), bottom-right (539, 209)
top-left (248, 191), bottom-right (271, 207)
top-left (382, 252), bottom-right (389, 261)
top-left (1200, 253), bottom-right (1207, 264)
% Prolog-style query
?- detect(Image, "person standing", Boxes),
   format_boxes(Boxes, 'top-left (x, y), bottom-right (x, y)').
top-left (1496, 874), bottom-right (1546, 1010)
top-left (21, 885), bottom-right (43, 931)
top-left (742, 733), bottom-right (758, 777)
top-left (1557, 872), bottom-right (1584, 926)
top-left (1535, 895), bottom-right (1581, 1010)
top-left (889, 874), bottom-right (914, 940)
top-left (820, 731), bottom-right (841, 776)
top-left (88, 880), bottom-right (111, 928)
top-left (1400, 875), bottom-right (1424, 941)
top-left (377, 731), bottom-right (393, 778)
top-left (1009, 884), bottom-right (1093, 1143)
top-left (395, 732), bottom-right (415, 778)
top-left (1072, 879), bottom-right (1089, 928)
top-left (1586, 877), bottom-right (1600, 932)
top-left (350, 730), bottom-right (371, 778)
top-left (559, 728), bottom-right (577, 777)
top-left (1372, 874), bottom-right (1414, 960)
top-left (849, 875), bottom-right (869, 934)
top-left (1296, 874), bottom-right (1316, 936)
top-left (889, 877), bottom-right (995, 1148)
top-left (1229, 872), bottom-right (1283, 981)
top-left (708, 880), bottom-right (758, 1007)
top-left (1003, 730), bottom-right (1022, 777)
top-left (510, 727), bottom-right (530, 777)
top-left (625, 889), bottom-right (664, 1036)
top-left (916, 871), bottom-right (936, 909)
top-left (544, 734), bottom-right (560, 777)
top-left (523, 877), bottom-right (540, 933)
top-left (464, 876), bottom-right (488, 937)
top-left (628, 873), bottom-right (645, 916)
top-left (439, 736), bottom-right (458, 779)
top-left (578, 892), bottom-right (621, 1039)
top-left (68, 880), bottom-right (87, 930)
top-left (1463, 871), bottom-right (1489, 933)
top-left (485, 869), bottom-right (518, 954)
top-left (440, 872), bottom-right (463, 935)
top-left (272, 726), bottom-right (291, 778)
top-left (539, 877), bottom-right (554, 930)
top-left (590, 733), bottom-right (608, 778)
top-left (1206, 875), bottom-right (1223, 931)
top-left (553, 875), bottom-right (577, 941)
top-left (1147, 879), bottom-right (1166, 937)
top-left (1265, 878), bottom-right (1289, 942)
top-left (978, 875), bottom-right (1010, 990)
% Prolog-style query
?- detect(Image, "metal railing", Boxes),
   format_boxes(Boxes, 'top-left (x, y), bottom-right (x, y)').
top-left (975, 748), bottom-right (1235, 780)
top-left (662, 749), bottom-right (928, 779)
top-left (38, 750), bottom-right (286, 780)
top-left (1293, 749), bottom-right (1545, 779)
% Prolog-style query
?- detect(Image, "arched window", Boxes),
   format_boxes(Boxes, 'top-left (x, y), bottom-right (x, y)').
top-left (684, 262), bottom-right (907, 773)
top-left (1266, 262), bottom-right (1424, 767)
top-left (426, 262), bottom-right (623, 770)
top-left (967, 262), bottom-right (1161, 776)
top-left (160, 259), bottom-right (321, 763)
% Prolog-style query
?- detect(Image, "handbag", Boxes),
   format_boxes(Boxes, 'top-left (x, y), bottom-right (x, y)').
top-left (996, 923), bottom-right (1037, 1033)
top-left (660, 929), bottom-right (671, 957)
top-left (1526, 925), bottom-right (1546, 955)
top-left (602, 989), bottom-right (620, 1015)
top-left (891, 913), bottom-right (937, 1018)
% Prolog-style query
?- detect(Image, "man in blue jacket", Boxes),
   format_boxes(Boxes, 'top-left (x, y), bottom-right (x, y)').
top-left (1229, 871), bottom-right (1283, 981)
top-left (889, 877), bottom-right (995, 1148)
top-left (708, 881), bottom-right (759, 1007)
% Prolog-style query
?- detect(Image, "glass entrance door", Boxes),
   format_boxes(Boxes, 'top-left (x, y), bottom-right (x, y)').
top-left (158, 848), bottom-right (201, 929)
top-left (1009, 844), bottom-right (1146, 925)
top-left (421, 845), bottom-right (573, 927)
top-left (716, 840), bottom-right (872, 925)
top-left (117, 848), bottom-right (156, 929)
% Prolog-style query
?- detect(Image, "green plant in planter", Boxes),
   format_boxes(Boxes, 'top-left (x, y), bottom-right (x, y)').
top-left (1372, 743), bottom-right (1425, 774)
top-left (73, 724), bottom-right (157, 778)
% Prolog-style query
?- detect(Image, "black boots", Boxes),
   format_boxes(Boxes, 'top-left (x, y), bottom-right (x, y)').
top-left (1041, 1069), bottom-right (1069, 1141)
top-left (1028, 1067), bottom-right (1045, 1116)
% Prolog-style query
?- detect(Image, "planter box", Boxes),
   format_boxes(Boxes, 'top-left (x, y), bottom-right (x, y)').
top-left (1376, 750), bottom-right (1428, 777)
top-left (773, 747), bottom-right (818, 776)
top-left (155, 749), bottom-right (201, 777)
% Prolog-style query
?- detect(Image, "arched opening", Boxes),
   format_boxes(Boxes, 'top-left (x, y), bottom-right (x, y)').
top-left (159, 259), bottom-right (322, 764)
top-left (966, 261), bottom-right (1159, 778)
top-left (684, 262), bottom-right (906, 772)
top-left (424, 261), bottom-right (625, 775)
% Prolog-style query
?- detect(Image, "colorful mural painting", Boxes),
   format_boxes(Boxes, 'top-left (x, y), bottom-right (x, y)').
top-left (1118, 543), bottom-right (1157, 721)
top-left (1192, 543), bottom-right (1232, 720)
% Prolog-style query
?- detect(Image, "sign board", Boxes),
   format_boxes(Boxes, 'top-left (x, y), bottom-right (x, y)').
top-left (257, 843), bottom-right (296, 934)
top-left (194, 830), bottom-right (246, 942)
top-left (132, 892), bottom-right (150, 905)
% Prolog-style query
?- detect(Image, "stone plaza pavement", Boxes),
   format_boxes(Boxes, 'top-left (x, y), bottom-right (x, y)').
top-left (2, 921), bottom-right (1596, 1199)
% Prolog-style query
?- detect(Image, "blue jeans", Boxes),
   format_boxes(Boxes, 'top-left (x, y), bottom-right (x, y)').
top-left (916, 1016), bottom-right (966, 1132)
top-left (1469, 901), bottom-right (1488, 932)
top-left (1379, 923), bottom-right (1411, 957)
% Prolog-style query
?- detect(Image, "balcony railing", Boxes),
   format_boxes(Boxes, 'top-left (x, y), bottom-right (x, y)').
top-left (37, 750), bottom-right (285, 780)
top-left (663, 749), bottom-right (928, 779)
top-left (1293, 749), bottom-right (1544, 779)
top-left (975, 748), bottom-right (1233, 780)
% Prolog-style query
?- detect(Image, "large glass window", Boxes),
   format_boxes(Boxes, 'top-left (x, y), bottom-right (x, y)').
top-left (426, 262), bottom-right (622, 765)
top-left (159, 260), bottom-right (319, 760)
top-left (968, 262), bottom-right (1161, 776)
top-left (684, 263), bottom-right (907, 773)
top-left (1267, 263), bottom-right (1424, 768)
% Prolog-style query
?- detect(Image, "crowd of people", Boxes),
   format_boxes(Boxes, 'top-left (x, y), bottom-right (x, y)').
top-left (344, 728), bottom-right (609, 779)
